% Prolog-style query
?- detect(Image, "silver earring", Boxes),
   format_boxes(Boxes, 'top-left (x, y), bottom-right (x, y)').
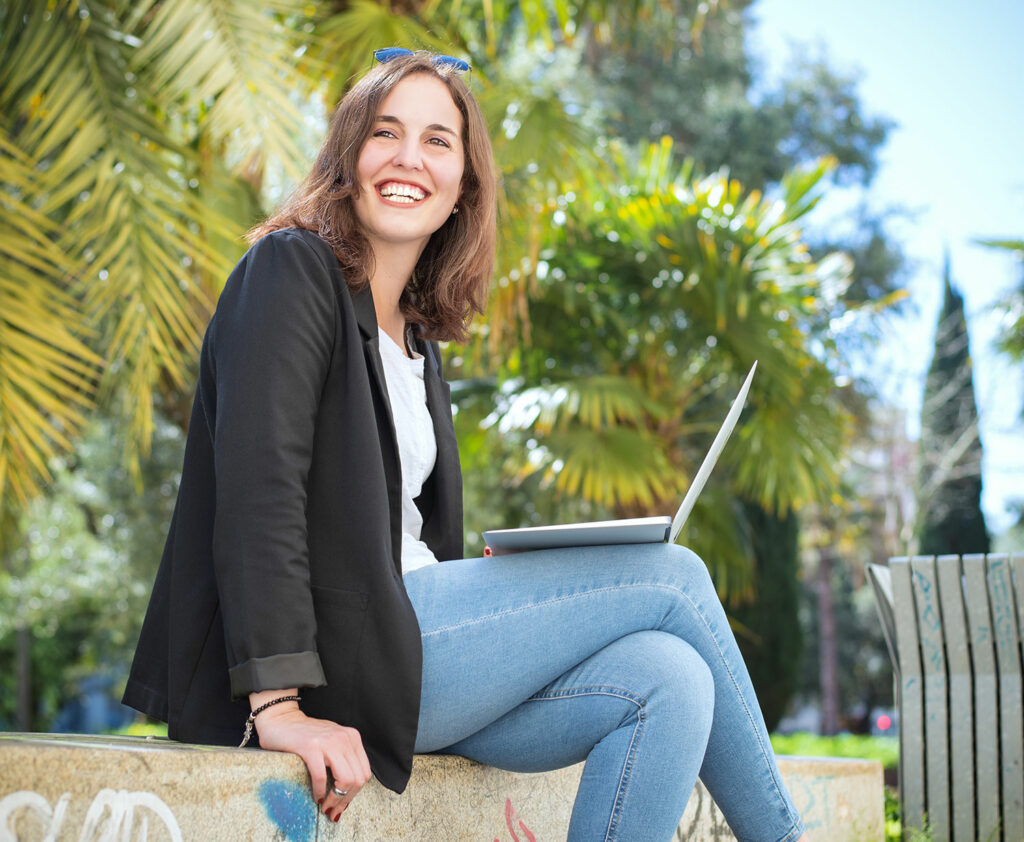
top-left (451, 205), bottom-right (459, 215)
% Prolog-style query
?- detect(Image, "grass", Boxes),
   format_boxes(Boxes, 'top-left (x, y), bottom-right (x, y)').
top-left (112, 721), bottom-right (168, 738)
top-left (770, 731), bottom-right (898, 771)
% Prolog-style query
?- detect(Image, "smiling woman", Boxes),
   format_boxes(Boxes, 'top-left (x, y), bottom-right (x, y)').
top-left (247, 53), bottom-right (495, 346)
top-left (122, 50), bottom-right (809, 842)
top-left (353, 73), bottom-right (466, 338)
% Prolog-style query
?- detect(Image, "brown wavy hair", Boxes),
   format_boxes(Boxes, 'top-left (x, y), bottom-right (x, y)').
top-left (249, 53), bottom-right (496, 342)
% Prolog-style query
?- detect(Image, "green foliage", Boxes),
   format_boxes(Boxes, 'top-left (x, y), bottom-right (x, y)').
top-left (917, 267), bottom-right (990, 555)
top-left (0, 415), bottom-right (181, 729)
top-left (577, 8), bottom-right (892, 190)
top-left (731, 502), bottom-right (801, 731)
top-left (978, 238), bottom-right (1024, 398)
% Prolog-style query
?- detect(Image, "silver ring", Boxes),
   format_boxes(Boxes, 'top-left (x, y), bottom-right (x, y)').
top-left (331, 785), bottom-right (348, 798)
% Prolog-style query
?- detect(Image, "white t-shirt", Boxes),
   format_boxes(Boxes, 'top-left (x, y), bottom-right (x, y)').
top-left (377, 327), bottom-right (440, 573)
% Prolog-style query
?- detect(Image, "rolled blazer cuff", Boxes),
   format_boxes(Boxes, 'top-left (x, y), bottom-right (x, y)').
top-left (228, 651), bottom-right (327, 698)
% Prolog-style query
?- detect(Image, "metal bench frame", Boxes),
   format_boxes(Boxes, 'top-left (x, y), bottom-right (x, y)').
top-left (868, 553), bottom-right (1024, 842)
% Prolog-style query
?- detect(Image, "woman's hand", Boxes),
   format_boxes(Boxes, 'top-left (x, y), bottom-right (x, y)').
top-left (250, 691), bottom-right (372, 822)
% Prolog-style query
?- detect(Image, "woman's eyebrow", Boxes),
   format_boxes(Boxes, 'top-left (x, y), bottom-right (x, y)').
top-left (377, 115), bottom-right (458, 138)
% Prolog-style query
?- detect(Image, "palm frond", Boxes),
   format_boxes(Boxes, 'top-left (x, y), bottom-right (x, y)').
top-left (0, 131), bottom-right (102, 510)
top-left (134, 0), bottom-right (317, 183)
top-left (313, 1), bottom-right (466, 103)
top-left (3, 2), bottom-right (238, 474)
top-left (543, 426), bottom-right (676, 507)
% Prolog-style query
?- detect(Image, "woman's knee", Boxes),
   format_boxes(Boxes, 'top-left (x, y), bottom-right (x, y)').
top-left (612, 632), bottom-right (713, 704)
top-left (625, 631), bottom-right (715, 743)
top-left (645, 542), bottom-right (717, 599)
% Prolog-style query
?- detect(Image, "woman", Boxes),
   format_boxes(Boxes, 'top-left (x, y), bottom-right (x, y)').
top-left (124, 50), bottom-right (807, 842)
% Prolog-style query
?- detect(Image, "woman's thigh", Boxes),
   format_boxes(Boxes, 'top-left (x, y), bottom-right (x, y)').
top-left (402, 542), bottom-right (727, 752)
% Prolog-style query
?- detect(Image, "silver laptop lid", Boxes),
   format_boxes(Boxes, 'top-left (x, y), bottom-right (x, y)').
top-left (669, 361), bottom-right (757, 544)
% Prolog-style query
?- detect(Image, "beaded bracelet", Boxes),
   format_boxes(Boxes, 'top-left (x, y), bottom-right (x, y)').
top-left (239, 694), bottom-right (301, 748)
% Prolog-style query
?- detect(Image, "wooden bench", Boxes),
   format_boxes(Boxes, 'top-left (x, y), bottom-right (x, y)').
top-left (0, 734), bottom-right (883, 840)
top-left (868, 553), bottom-right (1024, 842)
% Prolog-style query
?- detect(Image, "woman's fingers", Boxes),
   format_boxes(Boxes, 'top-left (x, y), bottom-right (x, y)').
top-left (348, 727), bottom-right (372, 784)
top-left (252, 706), bottom-right (371, 820)
top-left (322, 727), bottom-right (373, 820)
top-left (303, 753), bottom-right (330, 805)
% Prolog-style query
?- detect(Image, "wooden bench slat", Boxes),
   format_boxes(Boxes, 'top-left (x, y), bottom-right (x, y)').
top-left (963, 553), bottom-right (1001, 842)
top-left (910, 555), bottom-right (949, 840)
top-left (986, 554), bottom-right (1024, 842)
top-left (936, 554), bottom-right (975, 842)
top-left (890, 557), bottom-right (925, 831)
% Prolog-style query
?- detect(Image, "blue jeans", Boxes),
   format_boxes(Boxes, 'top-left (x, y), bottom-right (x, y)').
top-left (403, 542), bottom-right (805, 842)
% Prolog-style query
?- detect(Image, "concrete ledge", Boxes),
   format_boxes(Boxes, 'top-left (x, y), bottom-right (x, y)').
top-left (0, 733), bottom-right (883, 841)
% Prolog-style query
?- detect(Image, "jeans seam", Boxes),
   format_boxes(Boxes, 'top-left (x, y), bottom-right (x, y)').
top-left (608, 702), bottom-right (643, 841)
top-left (524, 685), bottom-right (645, 842)
top-left (419, 584), bottom-right (644, 637)
top-left (526, 685), bottom-right (646, 705)
top-left (777, 820), bottom-right (807, 842)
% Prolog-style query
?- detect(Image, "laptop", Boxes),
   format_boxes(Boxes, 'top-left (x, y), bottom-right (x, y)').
top-left (482, 361), bottom-right (757, 556)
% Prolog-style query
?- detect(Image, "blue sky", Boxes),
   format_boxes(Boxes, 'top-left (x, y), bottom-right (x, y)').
top-left (749, 0), bottom-right (1024, 532)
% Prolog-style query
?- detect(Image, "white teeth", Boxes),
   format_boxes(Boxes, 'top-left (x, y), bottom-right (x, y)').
top-left (379, 182), bottom-right (427, 201)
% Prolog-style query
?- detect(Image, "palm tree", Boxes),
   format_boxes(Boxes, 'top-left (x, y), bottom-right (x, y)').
top-left (459, 141), bottom-right (854, 594)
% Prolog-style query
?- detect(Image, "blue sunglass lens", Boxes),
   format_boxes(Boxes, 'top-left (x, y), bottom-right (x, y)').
top-left (437, 55), bottom-right (472, 72)
top-left (373, 48), bottom-right (412, 63)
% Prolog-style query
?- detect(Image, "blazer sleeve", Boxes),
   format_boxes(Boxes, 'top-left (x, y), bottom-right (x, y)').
top-left (207, 229), bottom-right (335, 697)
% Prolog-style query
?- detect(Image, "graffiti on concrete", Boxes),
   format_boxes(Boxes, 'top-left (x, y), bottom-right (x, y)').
top-left (257, 779), bottom-right (315, 842)
top-left (675, 774), bottom-right (851, 841)
top-left (493, 797), bottom-right (536, 842)
top-left (675, 785), bottom-right (733, 842)
top-left (0, 788), bottom-right (183, 842)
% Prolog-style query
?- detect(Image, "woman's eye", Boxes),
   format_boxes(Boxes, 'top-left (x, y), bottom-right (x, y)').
top-left (428, 137), bottom-right (451, 148)
top-left (373, 129), bottom-right (397, 139)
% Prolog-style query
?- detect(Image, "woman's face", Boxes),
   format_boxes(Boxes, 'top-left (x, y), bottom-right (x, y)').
top-left (353, 73), bottom-right (465, 260)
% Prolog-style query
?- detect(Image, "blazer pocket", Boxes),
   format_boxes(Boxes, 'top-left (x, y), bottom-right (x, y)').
top-left (311, 585), bottom-right (370, 712)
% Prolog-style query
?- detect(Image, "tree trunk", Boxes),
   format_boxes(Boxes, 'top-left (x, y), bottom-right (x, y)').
top-left (817, 547), bottom-right (840, 735)
top-left (16, 623), bottom-right (32, 731)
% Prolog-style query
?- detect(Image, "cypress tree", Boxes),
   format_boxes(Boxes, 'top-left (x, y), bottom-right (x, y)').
top-left (917, 261), bottom-right (990, 555)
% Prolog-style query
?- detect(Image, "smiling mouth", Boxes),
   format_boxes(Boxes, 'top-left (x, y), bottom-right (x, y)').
top-left (378, 181), bottom-right (429, 203)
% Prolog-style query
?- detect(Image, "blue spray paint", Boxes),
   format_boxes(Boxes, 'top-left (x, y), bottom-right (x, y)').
top-left (258, 779), bottom-right (316, 842)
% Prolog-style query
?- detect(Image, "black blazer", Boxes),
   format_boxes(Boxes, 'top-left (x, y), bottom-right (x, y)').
top-left (123, 228), bottom-right (464, 793)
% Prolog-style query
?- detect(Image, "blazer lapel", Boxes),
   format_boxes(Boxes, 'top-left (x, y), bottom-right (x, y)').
top-left (353, 286), bottom-right (404, 573)
top-left (416, 334), bottom-right (464, 561)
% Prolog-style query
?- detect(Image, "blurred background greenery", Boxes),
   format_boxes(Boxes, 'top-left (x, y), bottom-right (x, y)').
top-left (1, 0), bottom-right (1020, 745)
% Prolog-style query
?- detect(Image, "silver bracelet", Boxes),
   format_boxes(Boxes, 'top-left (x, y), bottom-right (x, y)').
top-left (239, 694), bottom-right (301, 748)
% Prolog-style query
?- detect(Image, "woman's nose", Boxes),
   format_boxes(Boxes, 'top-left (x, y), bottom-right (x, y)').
top-left (391, 138), bottom-right (423, 169)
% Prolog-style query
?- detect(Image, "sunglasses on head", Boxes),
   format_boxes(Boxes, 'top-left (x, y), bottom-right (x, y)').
top-left (373, 47), bottom-right (471, 74)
